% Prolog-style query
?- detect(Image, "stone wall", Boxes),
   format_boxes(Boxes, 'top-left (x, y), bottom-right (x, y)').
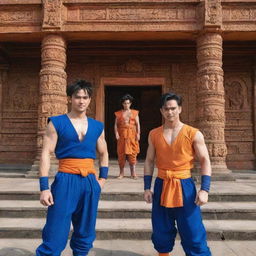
top-left (0, 51), bottom-right (254, 170)
top-left (0, 58), bottom-right (40, 163)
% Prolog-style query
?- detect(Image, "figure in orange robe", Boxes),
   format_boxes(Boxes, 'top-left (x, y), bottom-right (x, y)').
top-left (114, 94), bottom-right (140, 179)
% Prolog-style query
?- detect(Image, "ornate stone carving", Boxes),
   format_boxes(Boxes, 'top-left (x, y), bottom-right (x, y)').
top-left (80, 9), bottom-right (107, 20)
top-left (207, 142), bottom-right (228, 157)
top-left (225, 77), bottom-right (249, 110)
top-left (205, 0), bottom-right (222, 26)
top-left (0, 11), bottom-right (34, 23)
top-left (196, 33), bottom-right (229, 173)
top-left (29, 34), bottom-right (67, 176)
top-left (109, 8), bottom-right (178, 20)
top-left (70, 7), bottom-right (197, 22)
top-left (124, 59), bottom-right (143, 73)
top-left (198, 73), bottom-right (224, 92)
top-left (197, 0), bottom-right (222, 30)
top-left (42, 0), bottom-right (62, 29)
top-left (222, 7), bottom-right (256, 21)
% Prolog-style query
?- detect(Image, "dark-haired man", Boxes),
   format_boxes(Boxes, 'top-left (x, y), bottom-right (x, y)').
top-left (36, 80), bottom-right (109, 256)
top-left (144, 93), bottom-right (212, 256)
top-left (114, 94), bottom-right (140, 179)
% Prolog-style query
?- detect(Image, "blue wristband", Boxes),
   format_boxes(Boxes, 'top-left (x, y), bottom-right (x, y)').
top-left (201, 175), bottom-right (211, 192)
top-left (99, 167), bottom-right (108, 179)
top-left (144, 175), bottom-right (153, 190)
top-left (39, 176), bottom-right (49, 191)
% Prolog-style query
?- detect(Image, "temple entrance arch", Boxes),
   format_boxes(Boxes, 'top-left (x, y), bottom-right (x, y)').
top-left (96, 77), bottom-right (165, 159)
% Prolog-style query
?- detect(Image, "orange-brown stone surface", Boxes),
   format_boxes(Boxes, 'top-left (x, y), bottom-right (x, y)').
top-left (0, 0), bottom-right (255, 172)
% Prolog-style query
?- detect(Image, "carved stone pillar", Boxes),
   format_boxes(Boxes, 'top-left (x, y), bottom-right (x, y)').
top-left (196, 33), bottom-right (232, 176)
top-left (27, 34), bottom-right (67, 177)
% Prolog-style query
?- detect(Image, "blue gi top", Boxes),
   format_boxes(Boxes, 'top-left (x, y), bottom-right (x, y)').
top-left (48, 114), bottom-right (104, 159)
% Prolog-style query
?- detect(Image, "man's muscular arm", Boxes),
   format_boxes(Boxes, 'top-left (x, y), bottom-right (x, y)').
top-left (193, 131), bottom-right (212, 206)
top-left (135, 115), bottom-right (141, 141)
top-left (114, 117), bottom-right (119, 140)
top-left (39, 122), bottom-right (58, 207)
top-left (96, 130), bottom-right (109, 188)
top-left (144, 135), bottom-right (155, 204)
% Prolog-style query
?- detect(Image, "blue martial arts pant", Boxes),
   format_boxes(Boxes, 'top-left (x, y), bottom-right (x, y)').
top-left (152, 177), bottom-right (211, 256)
top-left (36, 172), bottom-right (101, 256)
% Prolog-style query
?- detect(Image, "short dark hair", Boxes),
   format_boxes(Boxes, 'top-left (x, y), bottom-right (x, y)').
top-left (66, 80), bottom-right (93, 97)
top-left (160, 93), bottom-right (182, 108)
top-left (120, 94), bottom-right (134, 104)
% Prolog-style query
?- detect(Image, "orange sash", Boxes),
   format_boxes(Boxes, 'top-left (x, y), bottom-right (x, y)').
top-left (59, 158), bottom-right (96, 177)
top-left (158, 169), bottom-right (191, 208)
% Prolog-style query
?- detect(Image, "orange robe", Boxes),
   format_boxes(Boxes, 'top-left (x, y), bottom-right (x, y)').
top-left (150, 124), bottom-right (198, 207)
top-left (115, 109), bottom-right (140, 168)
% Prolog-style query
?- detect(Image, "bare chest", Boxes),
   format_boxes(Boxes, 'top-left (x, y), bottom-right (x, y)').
top-left (162, 125), bottom-right (184, 146)
top-left (69, 119), bottom-right (88, 141)
top-left (122, 111), bottom-right (132, 124)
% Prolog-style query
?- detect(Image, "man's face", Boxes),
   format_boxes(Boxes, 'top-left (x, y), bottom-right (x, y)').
top-left (160, 99), bottom-right (181, 122)
top-left (122, 100), bottom-right (132, 110)
top-left (70, 89), bottom-right (91, 113)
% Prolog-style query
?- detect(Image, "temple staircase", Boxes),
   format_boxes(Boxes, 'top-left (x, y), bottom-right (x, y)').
top-left (0, 162), bottom-right (256, 255)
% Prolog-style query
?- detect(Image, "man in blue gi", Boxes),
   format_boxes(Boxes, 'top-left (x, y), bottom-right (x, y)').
top-left (36, 80), bottom-right (109, 256)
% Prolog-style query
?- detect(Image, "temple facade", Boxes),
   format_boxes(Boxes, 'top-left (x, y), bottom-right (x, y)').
top-left (0, 0), bottom-right (255, 175)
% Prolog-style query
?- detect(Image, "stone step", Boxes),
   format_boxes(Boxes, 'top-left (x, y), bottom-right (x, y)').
top-left (0, 218), bottom-right (255, 240)
top-left (0, 165), bottom-right (29, 178)
top-left (1, 190), bottom-right (256, 202)
top-left (1, 177), bottom-right (256, 202)
top-left (0, 172), bottom-right (26, 178)
top-left (1, 239), bottom-right (256, 256)
top-left (1, 200), bottom-right (256, 220)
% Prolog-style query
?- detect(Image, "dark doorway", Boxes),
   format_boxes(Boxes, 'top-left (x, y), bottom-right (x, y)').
top-left (105, 85), bottom-right (162, 159)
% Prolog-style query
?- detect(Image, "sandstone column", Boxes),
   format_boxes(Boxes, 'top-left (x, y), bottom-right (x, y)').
top-left (28, 34), bottom-right (67, 177)
top-left (196, 33), bottom-right (231, 176)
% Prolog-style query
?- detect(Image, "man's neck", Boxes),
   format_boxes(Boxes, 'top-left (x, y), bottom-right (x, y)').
top-left (68, 110), bottom-right (87, 119)
top-left (164, 120), bottom-right (182, 129)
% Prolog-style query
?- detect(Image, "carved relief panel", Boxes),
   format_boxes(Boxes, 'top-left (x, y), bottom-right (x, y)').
top-left (224, 73), bottom-right (254, 169)
top-left (42, 0), bottom-right (62, 30)
top-left (1, 60), bottom-right (39, 163)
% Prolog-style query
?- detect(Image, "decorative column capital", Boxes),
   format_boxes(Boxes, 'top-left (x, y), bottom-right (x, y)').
top-left (198, 0), bottom-right (222, 32)
top-left (42, 0), bottom-right (63, 31)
